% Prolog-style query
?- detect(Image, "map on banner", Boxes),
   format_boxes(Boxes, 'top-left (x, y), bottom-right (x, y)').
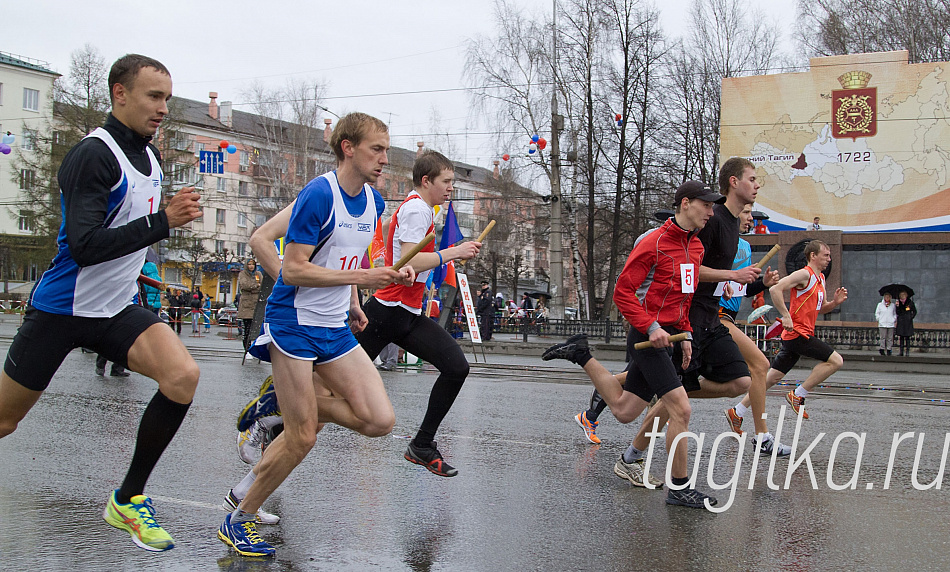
top-left (720, 50), bottom-right (950, 231)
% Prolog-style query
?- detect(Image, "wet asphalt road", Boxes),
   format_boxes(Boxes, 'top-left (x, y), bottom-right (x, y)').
top-left (0, 326), bottom-right (948, 571)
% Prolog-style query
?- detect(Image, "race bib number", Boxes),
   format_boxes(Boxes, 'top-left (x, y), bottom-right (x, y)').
top-left (817, 289), bottom-right (824, 311)
top-left (327, 246), bottom-right (364, 271)
top-left (680, 263), bottom-right (695, 294)
top-left (714, 280), bottom-right (746, 297)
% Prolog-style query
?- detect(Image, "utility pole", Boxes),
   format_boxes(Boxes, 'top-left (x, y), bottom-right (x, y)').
top-left (549, 0), bottom-right (565, 319)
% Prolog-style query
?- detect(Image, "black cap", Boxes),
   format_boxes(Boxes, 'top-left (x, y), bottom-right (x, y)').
top-left (673, 181), bottom-right (726, 207)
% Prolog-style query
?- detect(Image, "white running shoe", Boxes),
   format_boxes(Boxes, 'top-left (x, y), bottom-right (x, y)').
top-left (237, 420), bottom-right (267, 465)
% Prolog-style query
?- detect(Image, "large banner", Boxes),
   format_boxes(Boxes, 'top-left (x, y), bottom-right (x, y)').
top-left (721, 50), bottom-right (950, 232)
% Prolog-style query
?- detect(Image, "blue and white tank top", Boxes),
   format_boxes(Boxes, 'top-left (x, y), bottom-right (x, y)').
top-left (265, 171), bottom-right (379, 328)
top-left (31, 128), bottom-right (162, 317)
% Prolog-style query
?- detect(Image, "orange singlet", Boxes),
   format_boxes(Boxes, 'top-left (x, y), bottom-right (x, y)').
top-left (782, 266), bottom-right (825, 340)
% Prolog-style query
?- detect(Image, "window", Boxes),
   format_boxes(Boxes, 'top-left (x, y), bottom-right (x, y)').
top-left (217, 177), bottom-right (226, 192)
top-left (239, 150), bottom-right (249, 171)
top-left (398, 181), bottom-right (405, 195)
top-left (171, 164), bottom-right (195, 185)
top-left (0, 82), bottom-right (4, 105)
top-left (53, 130), bottom-right (68, 145)
top-left (258, 184), bottom-right (271, 198)
top-left (17, 211), bottom-right (33, 232)
top-left (19, 169), bottom-right (35, 190)
top-left (164, 266), bottom-right (181, 284)
top-left (236, 242), bottom-right (247, 257)
top-left (22, 129), bottom-right (37, 151)
top-left (237, 212), bottom-right (247, 228)
top-left (23, 88), bottom-right (39, 111)
top-left (194, 174), bottom-right (204, 189)
top-left (216, 208), bottom-right (226, 224)
top-left (238, 181), bottom-right (248, 196)
top-left (195, 142), bottom-right (205, 157)
top-left (255, 214), bottom-right (266, 227)
top-left (215, 240), bottom-right (225, 254)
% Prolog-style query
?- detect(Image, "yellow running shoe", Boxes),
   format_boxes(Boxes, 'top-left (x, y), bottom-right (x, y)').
top-left (103, 490), bottom-right (175, 552)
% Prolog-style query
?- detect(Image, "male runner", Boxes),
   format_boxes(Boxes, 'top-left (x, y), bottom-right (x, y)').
top-left (217, 113), bottom-right (414, 558)
top-left (763, 240), bottom-right (847, 418)
top-left (233, 151), bottom-right (482, 479)
top-left (0, 54), bottom-right (202, 552)
top-left (545, 181), bottom-right (721, 508)
top-left (356, 150), bottom-right (481, 477)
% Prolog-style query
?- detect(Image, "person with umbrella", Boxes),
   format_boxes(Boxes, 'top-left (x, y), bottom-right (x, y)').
top-left (875, 288), bottom-right (897, 355)
top-left (895, 287), bottom-right (917, 356)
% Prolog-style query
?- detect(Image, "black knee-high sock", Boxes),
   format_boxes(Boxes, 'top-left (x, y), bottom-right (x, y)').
top-left (586, 389), bottom-right (608, 422)
top-left (116, 390), bottom-right (191, 504)
top-left (414, 375), bottom-right (465, 448)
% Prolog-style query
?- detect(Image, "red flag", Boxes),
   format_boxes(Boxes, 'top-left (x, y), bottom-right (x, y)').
top-left (765, 319), bottom-right (784, 339)
top-left (444, 260), bottom-right (457, 289)
top-left (369, 216), bottom-right (385, 266)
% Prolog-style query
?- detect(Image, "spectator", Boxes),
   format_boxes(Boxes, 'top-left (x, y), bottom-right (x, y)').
top-left (140, 261), bottom-right (163, 315)
top-left (476, 282), bottom-right (494, 341)
top-left (166, 289), bottom-right (183, 334)
top-left (190, 293), bottom-right (201, 333)
top-left (809, 216), bottom-right (821, 231)
top-left (896, 290), bottom-right (917, 356)
top-left (875, 293), bottom-right (896, 356)
top-left (237, 259), bottom-right (261, 349)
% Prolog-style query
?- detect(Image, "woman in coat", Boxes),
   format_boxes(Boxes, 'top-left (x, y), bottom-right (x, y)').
top-left (895, 290), bottom-right (917, 356)
top-left (237, 259), bottom-right (261, 349)
top-left (875, 293), bottom-right (897, 355)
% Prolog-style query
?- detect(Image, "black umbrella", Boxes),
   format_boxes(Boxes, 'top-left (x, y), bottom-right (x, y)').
top-left (525, 291), bottom-right (549, 300)
top-left (654, 209), bottom-right (674, 222)
top-left (751, 211), bottom-right (769, 220)
top-left (879, 284), bottom-right (914, 298)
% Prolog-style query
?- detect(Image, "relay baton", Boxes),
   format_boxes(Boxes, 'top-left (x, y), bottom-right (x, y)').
top-left (754, 244), bottom-right (781, 269)
top-left (633, 332), bottom-right (689, 350)
top-left (476, 220), bottom-right (496, 243)
top-left (392, 233), bottom-right (435, 270)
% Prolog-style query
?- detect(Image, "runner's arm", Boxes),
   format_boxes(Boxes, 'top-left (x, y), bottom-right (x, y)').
top-left (249, 200), bottom-right (295, 279)
top-left (769, 268), bottom-right (810, 325)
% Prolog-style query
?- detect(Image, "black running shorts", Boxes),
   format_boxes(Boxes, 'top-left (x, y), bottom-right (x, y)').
top-left (622, 327), bottom-right (686, 402)
top-left (770, 335), bottom-right (835, 374)
top-left (681, 323), bottom-right (751, 392)
top-left (4, 305), bottom-right (164, 391)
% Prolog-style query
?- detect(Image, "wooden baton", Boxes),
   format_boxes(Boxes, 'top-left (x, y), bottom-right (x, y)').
top-left (754, 244), bottom-right (781, 270)
top-left (137, 274), bottom-right (164, 290)
top-left (633, 332), bottom-right (689, 350)
top-left (476, 220), bottom-right (496, 243)
top-left (392, 232), bottom-right (435, 270)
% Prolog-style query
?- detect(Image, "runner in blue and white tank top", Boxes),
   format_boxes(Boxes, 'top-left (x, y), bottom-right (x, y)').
top-left (219, 113), bottom-right (414, 558)
top-left (0, 55), bottom-right (204, 554)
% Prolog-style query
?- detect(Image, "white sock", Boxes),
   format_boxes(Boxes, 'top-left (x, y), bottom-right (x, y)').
top-left (233, 469), bottom-right (257, 499)
top-left (734, 403), bottom-right (749, 417)
top-left (795, 386), bottom-right (809, 398)
top-left (259, 416), bottom-right (283, 430)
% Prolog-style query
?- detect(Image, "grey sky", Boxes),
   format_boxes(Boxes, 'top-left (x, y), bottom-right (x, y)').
top-left (6, 0), bottom-right (797, 168)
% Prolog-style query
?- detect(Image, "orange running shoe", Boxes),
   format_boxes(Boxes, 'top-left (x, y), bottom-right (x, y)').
top-left (786, 389), bottom-right (809, 419)
top-left (724, 407), bottom-right (744, 435)
top-left (575, 411), bottom-right (601, 444)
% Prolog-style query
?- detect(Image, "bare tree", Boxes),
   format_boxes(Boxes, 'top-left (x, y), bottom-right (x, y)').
top-left (797, 0), bottom-right (950, 63)
top-left (242, 78), bottom-right (332, 217)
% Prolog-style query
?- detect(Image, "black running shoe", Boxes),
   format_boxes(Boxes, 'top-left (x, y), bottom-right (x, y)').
top-left (404, 440), bottom-right (458, 477)
top-left (666, 487), bottom-right (717, 508)
top-left (541, 333), bottom-right (590, 364)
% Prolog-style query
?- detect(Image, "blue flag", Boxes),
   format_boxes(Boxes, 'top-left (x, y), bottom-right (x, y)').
top-left (433, 202), bottom-right (464, 288)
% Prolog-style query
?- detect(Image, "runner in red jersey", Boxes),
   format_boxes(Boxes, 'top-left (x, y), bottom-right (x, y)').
top-left (542, 181), bottom-right (722, 509)
top-left (764, 240), bottom-right (848, 420)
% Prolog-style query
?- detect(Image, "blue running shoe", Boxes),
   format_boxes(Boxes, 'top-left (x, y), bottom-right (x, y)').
top-left (237, 375), bottom-right (280, 431)
top-left (218, 513), bottom-right (276, 557)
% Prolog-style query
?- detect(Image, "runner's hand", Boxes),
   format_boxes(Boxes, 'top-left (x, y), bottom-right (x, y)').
top-left (722, 283), bottom-right (734, 301)
top-left (349, 304), bottom-right (368, 333)
top-left (649, 328), bottom-right (671, 348)
top-left (834, 287), bottom-right (848, 304)
top-left (762, 266), bottom-right (780, 287)
top-left (680, 340), bottom-right (692, 369)
top-left (450, 241), bottom-right (481, 261)
top-left (733, 266), bottom-right (761, 284)
top-left (165, 187), bottom-right (202, 228)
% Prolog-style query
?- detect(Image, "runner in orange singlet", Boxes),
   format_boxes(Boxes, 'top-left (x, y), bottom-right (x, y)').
top-left (762, 240), bottom-right (848, 420)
